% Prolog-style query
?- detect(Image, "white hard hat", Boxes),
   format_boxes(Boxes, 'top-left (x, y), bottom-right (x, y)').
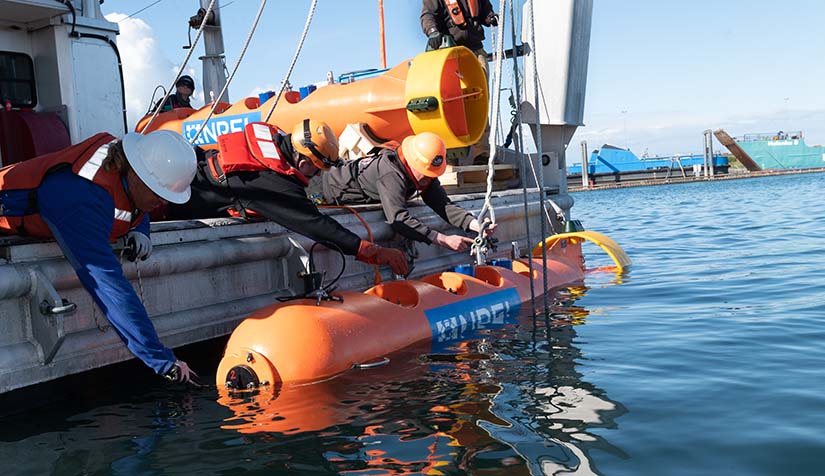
top-left (122, 130), bottom-right (196, 204)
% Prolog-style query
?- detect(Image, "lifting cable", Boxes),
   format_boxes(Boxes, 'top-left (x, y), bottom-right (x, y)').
top-left (526, 0), bottom-right (550, 313)
top-left (474, 0), bottom-right (508, 247)
top-left (140, 0), bottom-right (217, 134)
top-left (190, 0), bottom-right (268, 144)
top-left (507, 0), bottom-right (536, 313)
top-left (263, 0), bottom-right (318, 123)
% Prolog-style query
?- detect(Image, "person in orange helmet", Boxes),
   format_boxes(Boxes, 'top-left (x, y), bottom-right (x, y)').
top-left (165, 119), bottom-right (408, 276)
top-left (322, 132), bottom-right (495, 253)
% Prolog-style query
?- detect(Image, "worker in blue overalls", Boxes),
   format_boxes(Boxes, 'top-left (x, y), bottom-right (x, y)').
top-left (0, 130), bottom-right (199, 384)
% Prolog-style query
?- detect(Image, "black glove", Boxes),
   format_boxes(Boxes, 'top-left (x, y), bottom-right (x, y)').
top-left (485, 12), bottom-right (499, 27)
top-left (427, 31), bottom-right (443, 51)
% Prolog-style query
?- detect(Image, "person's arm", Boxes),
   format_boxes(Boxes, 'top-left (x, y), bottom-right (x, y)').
top-left (134, 213), bottom-right (150, 236)
top-left (420, 0), bottom-right (440, 36)
top-left (421, 180), bottom-right (475, 231)
top-left (234, 173), bottom-right (363, 255)
top-left (376, 169), bottom-right (435, 243)
top-left (235, 173), bottom-right (408, 275)
top-left (37, 171), bottom-right (177, 376)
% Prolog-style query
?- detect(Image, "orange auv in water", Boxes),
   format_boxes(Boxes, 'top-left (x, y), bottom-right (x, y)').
top-left (215, 235), bottom-right (595, 389)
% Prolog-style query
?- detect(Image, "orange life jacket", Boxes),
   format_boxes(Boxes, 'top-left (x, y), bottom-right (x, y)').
top-left (208, 122), bottom-right (308, 186)
top-left (0, 132), bottom-right (144, 240)
top-left (444, 0), bottom-right (478, 28)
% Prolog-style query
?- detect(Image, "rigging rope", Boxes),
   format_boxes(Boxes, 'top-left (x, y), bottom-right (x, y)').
top-left (474, 0), bottom-right (508, 247)
top-left (139, 0), bottom-right (217, 134)
top-left (190, 0), bottom-right (268, 144)
top-left (263, 0), bottom-right (318, 123)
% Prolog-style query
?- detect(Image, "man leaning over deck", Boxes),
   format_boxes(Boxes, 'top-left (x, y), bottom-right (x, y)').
top-left (0, 131), bottom-right (199, 384)
top-left (321, 132), bottom-right (495, 253)
top-left (164, 119), bottom-right (409, 277)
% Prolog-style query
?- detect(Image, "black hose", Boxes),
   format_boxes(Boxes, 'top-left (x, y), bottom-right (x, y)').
top-left (277, 241), bottom-right (347, 302)
top-left (310, 241), bottom-right (346, 292)
top-left (146, 85), bottom-right (168, 115)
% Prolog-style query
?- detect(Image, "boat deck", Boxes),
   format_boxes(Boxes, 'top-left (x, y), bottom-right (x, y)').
top-left (0, 188), bottom-right (561, 394)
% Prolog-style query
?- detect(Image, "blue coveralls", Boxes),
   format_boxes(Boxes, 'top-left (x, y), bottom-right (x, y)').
top-left (1, 168), bottom-right (176, 375)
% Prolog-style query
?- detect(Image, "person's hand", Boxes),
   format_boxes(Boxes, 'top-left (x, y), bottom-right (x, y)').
top-left (356, 240), bottom-right (410, 276)
top-left (469, 218), bottom-right (497, 237)
top-left (427, 31), bottom-right (443, 50)
top-left (435, 233), bottom-right (474, 252)
top-left (485, 12), bottom-right (499, 27)
top-left (164, 360), bottom-right (202, 386)
top-left (124, 231), bottom-right (152, 261)
top-left (483, 222), bottom-right (498, 237)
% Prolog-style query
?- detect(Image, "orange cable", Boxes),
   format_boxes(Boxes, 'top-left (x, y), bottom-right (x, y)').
top-left (320, 205), bottom-right (382, 284)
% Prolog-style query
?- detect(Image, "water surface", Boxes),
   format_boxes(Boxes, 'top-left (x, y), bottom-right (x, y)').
top-left (2, 173), bottom-right (824, 475)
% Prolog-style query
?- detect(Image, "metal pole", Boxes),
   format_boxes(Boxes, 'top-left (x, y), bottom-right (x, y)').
top-left (200, 0), bottom-right (229, 103)
top-left (705, 129), bottom-right (715, 177)
top-left (509, 0), bottom-right (535, 315)
top-left (378, 0), bottom-right (387, 69)
top-left (580, 140), bottom-right (590, 189)
top-left (702, 129), bottom-right (711, 178)
top-left (527, 0), bottom-right (550, 314)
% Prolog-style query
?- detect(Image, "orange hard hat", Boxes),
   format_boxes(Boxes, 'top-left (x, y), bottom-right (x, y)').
top-left (399, 132), bottom-right (447, 178)
top-left (291, 119), bottom-right (339, 170)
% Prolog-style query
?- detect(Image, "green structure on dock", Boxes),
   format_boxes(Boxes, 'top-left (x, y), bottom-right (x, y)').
top-left (731, 131), bottom-right (825, 170)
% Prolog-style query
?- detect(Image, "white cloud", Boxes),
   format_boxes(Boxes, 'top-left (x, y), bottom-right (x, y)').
top-left (105, 13), bottom-right (202, 130)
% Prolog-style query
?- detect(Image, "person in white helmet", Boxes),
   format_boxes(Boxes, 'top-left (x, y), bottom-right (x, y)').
top-left (0, 130), bottom-right (199, 384)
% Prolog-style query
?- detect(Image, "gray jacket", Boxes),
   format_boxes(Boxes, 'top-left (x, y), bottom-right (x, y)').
top-left (322, 149), bottom-right (475, 244)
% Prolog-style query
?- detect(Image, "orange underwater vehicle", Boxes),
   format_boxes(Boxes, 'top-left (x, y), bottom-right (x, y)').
top-left (215, 231), bottom-right (630, 391)
top-left (137, 47), bottom-right (488, 150)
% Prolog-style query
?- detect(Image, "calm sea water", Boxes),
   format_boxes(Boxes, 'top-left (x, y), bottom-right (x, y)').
top-left (2, 173), bottom-right (824, 475)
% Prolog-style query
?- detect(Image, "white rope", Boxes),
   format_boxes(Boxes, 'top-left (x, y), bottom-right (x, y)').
top-left (140, 0), bottom-right (217, 134)
top-left (474, 0), bottom-right (508, 240)
top-left (527, 0), bottom-right (550, 313)
top-left (263, 0), bottom-right (318, 123)
top-left (190, 0), bottom-right (268, 144)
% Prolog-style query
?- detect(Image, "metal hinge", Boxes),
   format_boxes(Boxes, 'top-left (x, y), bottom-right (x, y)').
top-left (27, 268), bottom-right (76, 364)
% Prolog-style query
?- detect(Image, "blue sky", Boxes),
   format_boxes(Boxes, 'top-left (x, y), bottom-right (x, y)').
top-left (103, 0), bottom-right (825, 163)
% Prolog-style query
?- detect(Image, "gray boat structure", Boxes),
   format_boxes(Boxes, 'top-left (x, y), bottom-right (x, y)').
top-left (0, 0), bottom-right (593, 394)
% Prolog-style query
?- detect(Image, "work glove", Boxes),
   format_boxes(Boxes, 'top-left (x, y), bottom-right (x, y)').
top-left (484, 12), bottom-right (499, 27)
top-left (427, 31), bottom-right (444, 51)
top-left (356, 240), bottom-right (409, 276)
top-left (163, 360), bottom-right (203, 386)
top-left (124, 230), bottom-right (152, 261)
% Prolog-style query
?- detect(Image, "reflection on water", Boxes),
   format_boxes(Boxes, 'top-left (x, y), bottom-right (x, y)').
top-left (0, 274), bottom-right (627, 476)
top-left (216, 277), bottom-right (627, 475)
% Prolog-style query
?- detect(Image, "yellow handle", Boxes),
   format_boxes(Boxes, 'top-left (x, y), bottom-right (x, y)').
top-left (533, 230), bottom-right (632, 271)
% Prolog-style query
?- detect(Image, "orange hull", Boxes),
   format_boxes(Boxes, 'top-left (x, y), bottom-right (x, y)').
top-left (215, 239), bottom-right (585, 390)
top-left (136, 47), bottom-right (488, 150)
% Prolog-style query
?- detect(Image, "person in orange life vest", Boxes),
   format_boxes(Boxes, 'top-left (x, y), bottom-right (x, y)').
top-left (322, 132), bottom-right (496, 252)
top-left (164, 120), bottom-right (409, 276)
top-left (0, 130), bottom-right (199, 384)
top-left (421, 0), bottom-right (497, 165)
top-left (154, 74), bottom-right (195, 113)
